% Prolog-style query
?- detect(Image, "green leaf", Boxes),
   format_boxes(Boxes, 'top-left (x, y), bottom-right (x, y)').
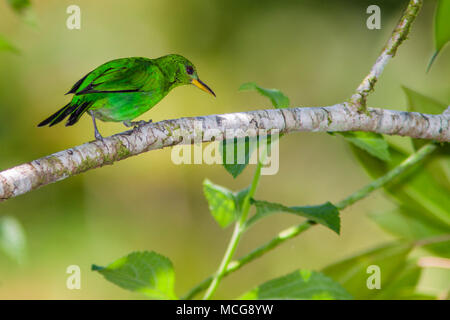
top-left (402, 87), bottom-right (448, 150)
top-left (0, 34), bottom-right (19, 54)
top-left (322, 242), bottom-right (413, 299)
top-left (248, 200), bottom-right (340, 234)
top-left (404, 169), bottom-right (450, 227)
top-left (7, 0), bottom-right (31, 14)
top-left (220, 83), bottom-right (289, 178)
top-left (428, 0), bottom-right (450, 71)
top-left (352, 143), bottom-right (450, 228)
top-left (339, 131), bottom-right (390, 161)
top-left (374, 264), bottom-right (424, 300)
top-left (421, 237), bottom-right (450, 258)
top-left (402, 86), bottom-right (447, 115)
top-left (240, 270), bottom-right (352, 300)
top-left (0, 216), bottom-right (27, 265)
top-left (92, 251), bottom-right (177, 300)
top-left (370, 206), bottom-right (450, 258)
top-left (349, 143), bottom-right (389, 178)
top-left (203, 179), bottom-right (237, 228)
top-left (233, 187), bottom-right (250, 215)
top-left (239, 82), bottom-right (290, 109)
top-left (369, 206), bottom-right (449, 241)
top-left (434, 0), bottom-right (450, 52)
top-left (220, 136), bottom-right (258, 178)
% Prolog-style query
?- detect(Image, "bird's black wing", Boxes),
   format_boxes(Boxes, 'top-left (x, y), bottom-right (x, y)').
top-left (68, 58), bottom-right (155, 95)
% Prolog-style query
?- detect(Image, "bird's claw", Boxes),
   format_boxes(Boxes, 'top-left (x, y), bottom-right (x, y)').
top-left (95, 133), bottom-right (104, 141)
top-left (123, 119), bottom-right (153, 128)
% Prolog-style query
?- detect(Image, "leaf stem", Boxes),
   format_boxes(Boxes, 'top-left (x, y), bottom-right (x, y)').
top-left (202, 155), bottom-right (265, 300)
top-left (184, 143), bottom-right (437, 299)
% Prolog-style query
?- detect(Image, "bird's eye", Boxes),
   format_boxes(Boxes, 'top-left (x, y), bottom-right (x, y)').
top-left (186, 66), bottom-right (194, 75)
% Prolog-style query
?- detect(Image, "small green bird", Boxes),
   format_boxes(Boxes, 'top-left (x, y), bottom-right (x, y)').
top-left (38, 54), bottom-right (215, 140)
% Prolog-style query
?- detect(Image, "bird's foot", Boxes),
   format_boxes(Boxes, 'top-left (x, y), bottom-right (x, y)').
top-left (91, 114), bottom-right (104, 141)
top-left (123, 119), bottom-right (153, 128)
top-left (95, 132), bottom-right (104, 141)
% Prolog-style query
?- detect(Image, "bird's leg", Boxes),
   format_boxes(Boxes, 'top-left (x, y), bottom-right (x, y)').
top-left (91, 113), bottom-right (103, 141)
top-left (122, 120), bottom-right (133, 127)
top-left (122, 119), bottom-right (153, 128)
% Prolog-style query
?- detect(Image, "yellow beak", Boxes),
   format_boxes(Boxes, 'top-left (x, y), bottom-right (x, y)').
top-left (191, 79), bottom-right (216, 97)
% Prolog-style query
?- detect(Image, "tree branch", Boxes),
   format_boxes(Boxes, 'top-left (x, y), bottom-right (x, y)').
top-left (350, 0), bottom-right (423, 109)
top-left (1, 104), bottom-right (449, 201)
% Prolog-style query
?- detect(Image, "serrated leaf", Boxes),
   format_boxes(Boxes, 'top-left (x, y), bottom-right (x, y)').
top-left (428, 0), bottom-right (450, 71)
top-left (248, 200), bottom-right (340, 234)
top-left (240, 270), bottom-right (352, 300)
top-left (92, 251), bottom-right (177, 300)
top-left (0, 35), bottom-right (19, 54)
top-left (402, 87), bottom-right (448, 150)
top-left (339, 131), bottom-right (390, 161)
top-left (322, 242), bottom-right (413, 299)
top-left (0, 216), bottom-right (27, 265)
top-left (203, 179), bottom-right (237, 228)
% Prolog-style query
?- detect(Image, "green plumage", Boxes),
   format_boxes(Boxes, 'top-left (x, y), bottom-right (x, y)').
top-left (38, 54), bottom-right (215, 139)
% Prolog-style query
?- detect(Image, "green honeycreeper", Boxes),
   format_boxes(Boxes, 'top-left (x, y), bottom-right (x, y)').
top-left (38, 54), bottom-right (215, 140)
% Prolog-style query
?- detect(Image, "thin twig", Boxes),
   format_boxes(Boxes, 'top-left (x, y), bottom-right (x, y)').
top-left (350, 0), bottom-right (423, 109)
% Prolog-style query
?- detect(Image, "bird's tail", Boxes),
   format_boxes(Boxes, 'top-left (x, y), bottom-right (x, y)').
top-left (37, 102), bottom-right (91, 127)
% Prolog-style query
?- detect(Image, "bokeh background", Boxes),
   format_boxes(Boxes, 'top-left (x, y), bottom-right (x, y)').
top-left (0, 0), bottom-right (448, 299)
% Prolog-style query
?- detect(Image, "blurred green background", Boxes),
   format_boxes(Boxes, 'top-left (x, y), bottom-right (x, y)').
top-left (0, 0), bottom-right (448, 299)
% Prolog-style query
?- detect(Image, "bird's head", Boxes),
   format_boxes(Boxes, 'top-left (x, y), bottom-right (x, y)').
top-left (159, 54), bottom-right (216, 97)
